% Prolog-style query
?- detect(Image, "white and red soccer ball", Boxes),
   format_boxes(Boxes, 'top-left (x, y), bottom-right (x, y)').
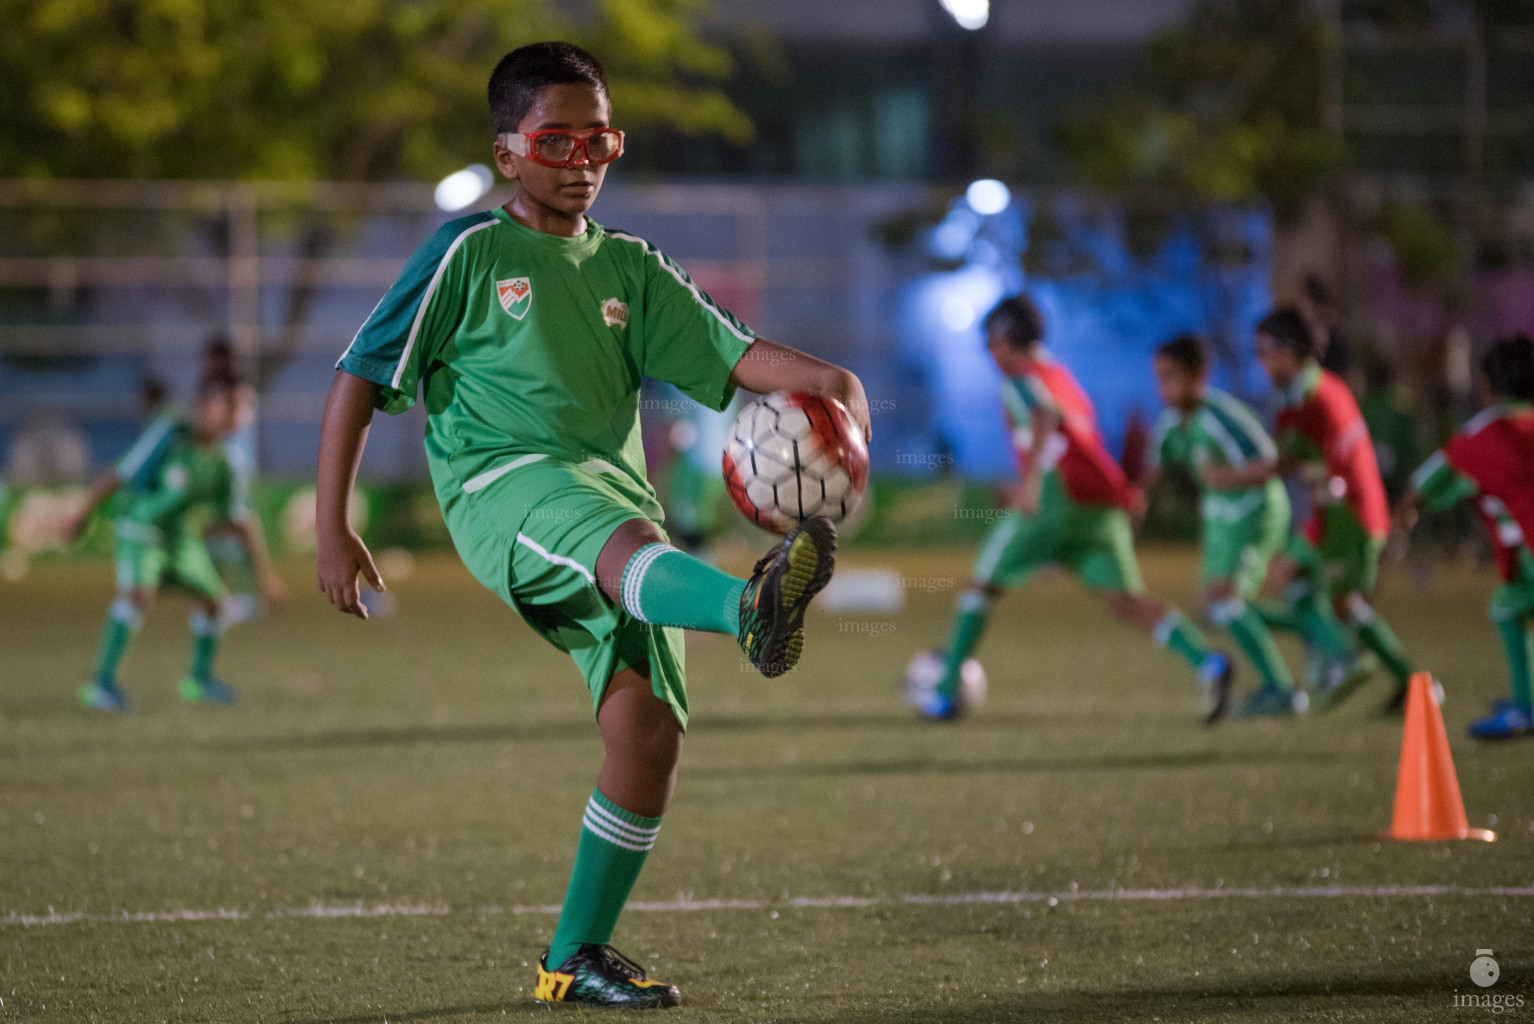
top-left (723, 391), bottom-right (869, 534)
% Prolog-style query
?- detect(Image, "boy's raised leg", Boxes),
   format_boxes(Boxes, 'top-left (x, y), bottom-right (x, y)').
top-left (540, 666), bottom-right (681, 1009)
top-left (597, 517), bottom-right (837, 678)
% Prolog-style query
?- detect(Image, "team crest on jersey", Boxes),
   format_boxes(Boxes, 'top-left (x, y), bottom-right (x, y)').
top-left (496, 277), bottom-right (532, 320)
top-left (601, 297), bottom-right (629, 330)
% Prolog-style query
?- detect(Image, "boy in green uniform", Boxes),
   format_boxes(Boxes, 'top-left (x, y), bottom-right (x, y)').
top-left (1145, 335), bottom-right (1301, 717)
top-left (69, 375), bottom-right (283, 711)
top-left (315, 43), bottom-right (869, 1009)
top-left (1396, 335), bottom-right (1534, 739)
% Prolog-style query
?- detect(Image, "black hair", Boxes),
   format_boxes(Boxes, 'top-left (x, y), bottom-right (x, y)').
top-left (197, 371), bottom-right (242, 398)
top-left (1301, 274), bottom-right (1333, 309)
top-left (203, 334), bottom-right (232, 362)
top-left (1256, 308), bottom-right (1315, 359)
top-left (489, 42), bottom-right (609, 135)
top-left (139, 378), bottom-right (167, 408)
top-left (1482, 334), bottom-right (1534, 402)
top-left (983, 294), bottom-right (1045, 350)
top-left (1155, 334), bottom-right (1208, 375)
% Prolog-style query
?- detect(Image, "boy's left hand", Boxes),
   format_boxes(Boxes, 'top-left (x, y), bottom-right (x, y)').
top-left (262, 573), bottom-right (289, 610)
top-left (829, 370), bottom-right (872, 445)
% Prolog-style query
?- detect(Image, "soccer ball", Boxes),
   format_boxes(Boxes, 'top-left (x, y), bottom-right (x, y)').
top-left (723, 391), bottom-right (869, 534)
top-left (903, 649), bottom-right (988, 712)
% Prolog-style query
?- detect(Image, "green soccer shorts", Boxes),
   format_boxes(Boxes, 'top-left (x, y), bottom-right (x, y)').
top-left (971, 474), bottom-right (1143, 594)
top-left (440, 457), bottom-right (690, 730)
top-left (1199, 487), bottom-right (1290, 600)
top-left (114, 530), bottom-right (225, 601)
top-left (1286, 504), bottom-right (1385, 598)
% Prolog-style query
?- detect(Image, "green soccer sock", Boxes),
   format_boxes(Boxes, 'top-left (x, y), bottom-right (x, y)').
top-left (1253, 599), bottom-right (1301, 634)
top-left (1211, 598), bottom-right (1293, 691)
top-left (92, 598), bottom-right (142, 684)
top-left (1154, 609), bottom-right (1212, 673)
top-left (937, 591), bottom-right (990, 700)
top-left (1496, 615), bottom-right (1533, 709)
top-left (547, 789), bottom-right (662, 968)
top-left (1348, 598), bottom-right (1413, 686)
top-left (1290, 586), bottom-right (1354, 661)
top-left (619, 543), bottom-right (746, 634)
top-left (187, 611), bottom-right (222, 682)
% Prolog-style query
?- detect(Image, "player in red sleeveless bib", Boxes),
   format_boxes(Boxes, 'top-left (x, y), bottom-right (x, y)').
top-left (1255, 309), bottom-right (1416, 714)
top-left (1396, 335), bottom-right (1534, 739)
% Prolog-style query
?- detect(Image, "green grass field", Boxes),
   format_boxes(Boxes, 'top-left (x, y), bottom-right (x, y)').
top-left (2, 544), bottom-right (1530, 1023)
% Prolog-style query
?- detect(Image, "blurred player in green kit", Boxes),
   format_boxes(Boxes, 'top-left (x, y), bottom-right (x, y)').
top-left (68, 374), bottom-right (284, 711)
top-left (200, 337), bottom-right (285, 626)
top-left (1144, 335), bottom-right (1301, 718)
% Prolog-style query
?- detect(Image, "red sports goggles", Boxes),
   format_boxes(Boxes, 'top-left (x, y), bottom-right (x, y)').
top-left (499, 128), bottom-right (625, 168)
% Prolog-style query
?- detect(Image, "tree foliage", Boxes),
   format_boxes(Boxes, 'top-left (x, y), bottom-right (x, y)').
top-left (0, 0), bottom-right (749, 180)
top-left (1056, 0), bottom-right (1339, 223)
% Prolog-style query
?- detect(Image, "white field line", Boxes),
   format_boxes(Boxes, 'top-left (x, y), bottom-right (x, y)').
top-left (5, 884), bottom-right (1533, 929)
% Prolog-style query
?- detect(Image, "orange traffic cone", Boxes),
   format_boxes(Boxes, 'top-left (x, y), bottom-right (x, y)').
top-left (1385, 672), bottom-right (1495, 842)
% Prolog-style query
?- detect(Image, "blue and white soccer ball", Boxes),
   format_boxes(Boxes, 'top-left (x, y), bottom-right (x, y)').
top-left (903, 649), bottom-right (987, 712)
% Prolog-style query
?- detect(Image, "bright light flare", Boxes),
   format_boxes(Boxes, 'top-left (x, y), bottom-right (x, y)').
top-left (434, 164), bottom-right (494, 212)
top-left (939, 0), bottom-right (989, 31)
top-left (965, 178), bottom-right (1010, 215)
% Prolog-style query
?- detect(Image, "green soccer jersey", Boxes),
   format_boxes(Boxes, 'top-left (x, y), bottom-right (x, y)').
top-left (114, 421), bottom-right (240, 545)
top-left (1149, 388), bottom-right (1282, 522)
top-left (337, 209), bottom-right (757, 510)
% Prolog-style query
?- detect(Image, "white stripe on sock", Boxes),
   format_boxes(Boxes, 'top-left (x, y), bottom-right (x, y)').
top-left (582, 812), bottom-right (656, 853)
top-left (621, 544), bottom-right (674, 622)
top-left (1209, 599), bottom-right (1247, 627)
top-left (585, 799), bottom-right (661, 844)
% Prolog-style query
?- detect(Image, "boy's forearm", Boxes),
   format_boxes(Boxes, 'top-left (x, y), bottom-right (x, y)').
top-left (233, 515), bottom-right (276, 580)
top-left (1201, 460), bottom-right (1275, 490)
top-left (81, 471), bottom-right (120, 516)
top-left (731, 338), bottom-right (871, 441)
top-left (730, 339), bottom-right (849, 396)
top-left (317, 372), bottom-right (378, 540)
top-left (1019, 410), bottom-right (1060, 482)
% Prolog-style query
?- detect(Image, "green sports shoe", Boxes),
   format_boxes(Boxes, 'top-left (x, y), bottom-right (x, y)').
top-left (1311, 652), bottom-right (1378, 713)
top-left (535, 944), bottom-right (679, 1009)
top-left (737, 517), bottom-right (837, 678)
top-left (177, 677), bottom-right (238, 705)
top-left (79, 680), bottom-right (131, 713)
top-left (1233, 685), bottom-right (1305, 720)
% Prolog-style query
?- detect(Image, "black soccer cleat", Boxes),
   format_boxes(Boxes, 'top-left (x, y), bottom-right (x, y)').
top-left (737, 516), bottom-right (838, 678)
top-left (535, 944), bottom-right (680, 1009)
top-left (1200, 651), bottom-right (1235, 726)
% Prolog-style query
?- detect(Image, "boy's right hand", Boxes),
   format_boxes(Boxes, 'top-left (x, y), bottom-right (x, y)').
top-left (317, 529), bottom-right (385, 619)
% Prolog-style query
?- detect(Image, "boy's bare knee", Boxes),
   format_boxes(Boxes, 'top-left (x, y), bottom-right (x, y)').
top-left (596, 519), bottom-right (668, 601)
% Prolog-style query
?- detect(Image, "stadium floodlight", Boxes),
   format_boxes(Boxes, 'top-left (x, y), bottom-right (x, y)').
top-left (939, 295), bottom-right (976, 332)
top-left (434, 164), bottom-right (495, 212)
top-left (965, 178), bottom-right (1010, 216)
top-left (939, 0), bottom-right (989, 31)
